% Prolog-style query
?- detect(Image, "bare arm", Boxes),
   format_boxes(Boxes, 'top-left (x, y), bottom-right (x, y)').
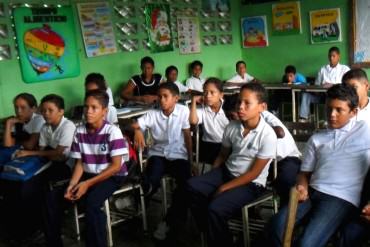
top-left (64, 159), bottom-right (84, 200)
top-left (21, 133), bottom-right (40, 150)
top-left (183, 128), bottom-right (192, 163)
top-left (189, 96), bottom-right (201, 125)
top-left (296, 171), bottom-right (312, 201)
top-left (213, 146), bottom-right (232, 169)
top-left (15, 145), bottom-right (66, 160)
top-left (3, 117), bottom-right (17, 147)
top-left (121, 80), bottom-right (157, 104)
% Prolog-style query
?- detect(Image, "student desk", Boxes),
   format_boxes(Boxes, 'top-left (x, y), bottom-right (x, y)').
top-left (116, 106), bottom-right (152, 120)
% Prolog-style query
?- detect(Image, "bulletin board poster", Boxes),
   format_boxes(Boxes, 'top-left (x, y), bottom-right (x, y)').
top-left (145, 4), bottom-right (173, 53)
top-left (177, 17), bottom-right (201, 54)
top-left (77, 2), bottom-right (118, 57)
top-left (272, 1), bottom-right (301, 35)
top-left (13, 6), bottom-right (80, 83)
top-left (310, 8), bottom-right (341, 44)
top-left (241, 16), bottom-right (269, 48)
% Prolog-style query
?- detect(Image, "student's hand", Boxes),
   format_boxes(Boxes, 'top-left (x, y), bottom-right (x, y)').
top-left (214, 184), bottom-right (229, 197)
top-left (64, 184), bottom-right (76, 201)
top-left (134, 129), bottom-right (146, 149)
top-left (141, 95), bottom-right (158, 104)
top-left (296, 184), bottom-right (309, 202)
top-left (5, 117), bottom-right (21, 127)
top-left (191, 95), bottom-right (203, 104)
top-left (14, 150), bottom-right (31, 158)
top-left (361, 203), bottom-right (370, 222)
top-left (191, 164), bottom-right (199, 176)
top-left (71, 181), bottom-right (90, 200)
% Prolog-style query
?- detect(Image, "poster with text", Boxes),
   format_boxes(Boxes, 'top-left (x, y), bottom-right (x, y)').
top-left (13, 6), bottom-right (80, 83)
top-left (310, 8), bottom-right (341, 44)
top-left (241, 16), bottom-right (268, 48)
top-left (177, 17), bottom-right (201, 54)
top-left (145, 4), bottom-right (173, 53)
top-left (77, 2), bottom-right (117, 57)
top-left (272, 1), bottom-right (301, 35)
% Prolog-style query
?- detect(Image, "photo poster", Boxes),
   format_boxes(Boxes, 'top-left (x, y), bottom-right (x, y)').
top-left (13, 6), bottom-right (80, 83)
top-left (177, 17), bottom-right (201, 54)
top-left (145, 4), bottom-right (173, 53)
top-left (271, 1), bottom-right (301, 35)
top-left (310, 8), bottom-right (341, 44)
top-left (77, 2), bottom-right (118, 57)
top-left (241, 16), bottom-right (268, 48)
top-left (202, 0), bottom-right (230, 12)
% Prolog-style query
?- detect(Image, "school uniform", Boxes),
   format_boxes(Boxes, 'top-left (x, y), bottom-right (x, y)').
top-left (70, 121), bottom-right (128, 247)
top-left (186, 76), bottom-right (205, 92)
top-left (356, 97), bottom-right (370, 123)
top-left (187, 116), bottom-right (277, 246)
top-left (174, 80), bottom-right (189, 93)
top-left (137, 104), bottom-right (191, 226)
top-left (299, 63), bottom-right (350, 119)
top-left (269, 119), bottom-right (370, 247)
top-left (130, 73), bottom-right (162, 96)
top-left (196, 102), bottom-right (229, 164)
top-left (227, 72), bottom-right (254, 83)
top-left (106, 87), bottom-right (114, 106)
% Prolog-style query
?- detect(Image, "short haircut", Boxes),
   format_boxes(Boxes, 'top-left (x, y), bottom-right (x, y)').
top-left (190, 60), bottom-right (203, 70)
top-left (240, 82), bottom-right (267, 103)
top-left (236, 60), bottom-right (246, 69)
top-left (329, 46), bottom-right (340, 55)
top-left (85, 89), bottom-right (109, 108)
top-left (141, 56), bottom-right (155, 68)
top-left (13, 93), bottom-right (37, 108)
top-left (203, 77), bottom-right (223, 92)
top-left (326, 84), bottom-right (358, 110)
top-left (158, 82), bottom-right (179, 96)
top-left (41, 94), bottom-right (65, 110)
top-left (85, 73), bottom-right (107, 90)
top-left (342, 69), bottom-right (368, 85)
top-left (165, 65), bottom-right (178, 77)
top-left (285, 65), bottom-right (296, 74)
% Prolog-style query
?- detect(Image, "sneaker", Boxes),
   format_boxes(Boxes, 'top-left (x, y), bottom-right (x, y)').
top-left (153, 221), bottom-right (170, 240)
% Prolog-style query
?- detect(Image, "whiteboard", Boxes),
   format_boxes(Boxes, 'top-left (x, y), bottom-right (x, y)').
top-left (352, 0), bottom-right (370, 67)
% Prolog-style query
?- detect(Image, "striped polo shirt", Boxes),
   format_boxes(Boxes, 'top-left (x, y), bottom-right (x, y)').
top-left (70, 121), bottom-right (128, 176)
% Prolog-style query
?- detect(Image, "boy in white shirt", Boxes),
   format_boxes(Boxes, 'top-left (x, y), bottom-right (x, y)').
top-left (269, 84), bottom-right (370, 247)
top-left (132, 82), bottom-right (192, 240)
top-left (186, 60), bottom-right (205, 92)
top-left (187, 83), bottom-right (277, 246)
top-left (226, 60), bottom-right (256, 85)
top-left (299, 47), bottom-right (350, 120)
top-left (165, 65), bottom-right (189, 93)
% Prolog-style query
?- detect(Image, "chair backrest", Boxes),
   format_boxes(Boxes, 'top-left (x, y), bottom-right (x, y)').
top-left (283, 187), bottom-right (299, 247)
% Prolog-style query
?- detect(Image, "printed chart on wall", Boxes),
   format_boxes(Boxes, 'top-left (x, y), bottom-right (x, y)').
top-left (77, 2), bottom-right (117, 57)
top-left (272, 1), bottom-right (301, 35)
top-left (13, 6), bottom-right (80, 83)
top-left (241, 16), bottom-right (268, 48)
top-left (352, 0), bottom-right (370, 66)
top-left (310, 8), bottom-right (341, 44)
top-left (177, 17), bottom-right (201, 54)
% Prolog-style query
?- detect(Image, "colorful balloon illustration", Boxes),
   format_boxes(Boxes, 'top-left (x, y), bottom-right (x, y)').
top-left (23, 24), bottom-right (65, 74)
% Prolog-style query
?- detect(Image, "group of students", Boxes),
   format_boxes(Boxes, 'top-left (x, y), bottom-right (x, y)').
top-left (0, 51), bottom-right (369, 247)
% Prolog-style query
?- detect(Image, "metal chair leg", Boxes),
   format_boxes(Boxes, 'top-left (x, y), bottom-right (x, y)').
top-left (242, 206), bottom-right (250, 247)
top-left (73, 203), bottom-right (81, 241)
top-left (139, 186), bottom-right (148, 231)
top-left (104, 199), bottom-right (113, 247)
top-left (161, 178), bottom-right (168, 217)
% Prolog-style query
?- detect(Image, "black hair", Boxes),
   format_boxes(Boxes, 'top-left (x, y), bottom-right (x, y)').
top-left (329, 46), bottom-right (340, 55)
top-left (41, 94), bottom-right (65, 110)
top-left (165, 65), bottom-right (178, 78)
top-left (13, 93), bottom-right (37, 108)
top-left (203, 77), bottom-right (223, 92)
top-left (85, 73), bottom-right (107, 91)
top-left (240, 82), bottom-right (267, 103)
top-left (141, 56), bottom-right (155, 68)
top-left (326, 84), bottom-right (358, 110)
top-left (342, 69), bottom-right (368, 85)
top-left (158, 82), bottom-right (179, 96)
top-left (284, 65), bottom-right (296, 74)
top-left (236, 60), bottom-right (246, 69)
top-left (190, 60), bottom-right (203, 70)
top-left (85, 89), bottom-right (109, 108)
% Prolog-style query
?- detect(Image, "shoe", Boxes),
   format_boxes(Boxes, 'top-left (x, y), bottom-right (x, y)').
top-left (298, 118), bottom-right (308, 123)
top-left (153, 221), bottom-right (170, 240)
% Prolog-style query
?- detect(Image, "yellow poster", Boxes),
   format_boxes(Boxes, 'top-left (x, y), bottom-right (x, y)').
top-left (310, 8), bottom-right (341, 44)
top-left (272, 1), bottom-right (301, 35)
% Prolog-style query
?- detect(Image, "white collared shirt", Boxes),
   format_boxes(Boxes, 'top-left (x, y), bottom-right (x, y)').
top-left (186, 76), bottom-right (205, 92)
top-left (106, 87), bottom-right (114, 106)
top-left (262, 111), bottom-right (301, 160)
top-left (315, 63), bottom-right (350, 85)
top-left (301, 119), bottom-right (370, 206)
top-left (356, 97), bottom-right (370, 124)
top-left (138, 104), bottom-right (190, 160)
top-left (22, 113), bottom-right (45, 134)
top-left (196, 103), bottom-right (229, 143)
top-left (222, 117), bottom-right (277, 186)
top-left (227, 73), bottom-right (254, 83)
top-left (174, 80), bottom-right (189, 93)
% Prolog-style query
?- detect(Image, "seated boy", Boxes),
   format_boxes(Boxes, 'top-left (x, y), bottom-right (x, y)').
top-left (299, 46), bottom-right (350, 120)
top-left (132, 82), bottom-right (192, 240)
top-left (186, 60), bottom-right (205, 92)
top-left (165, 65), bottom-right (190, 93)
top-left (187, 83), bottom-right (277, 246)
top-left (226, 60), bottom-right (257, 85)
top-left (269, 84), bottom-right (370, 247)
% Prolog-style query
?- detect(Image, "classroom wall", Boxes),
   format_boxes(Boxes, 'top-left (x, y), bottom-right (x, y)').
top-left (0, 0), bottom-right (243, 118)
top-left (239, 0), bottom-right (362, 82)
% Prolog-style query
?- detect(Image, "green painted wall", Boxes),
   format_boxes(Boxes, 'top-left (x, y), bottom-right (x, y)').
top-left (0, 0), bottom-right (243, 118)
top-left (240, 0), bottom-right (360, 82)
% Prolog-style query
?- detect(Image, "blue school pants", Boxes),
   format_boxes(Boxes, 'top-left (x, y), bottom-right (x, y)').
top-left (187, 166), bottom-right (265, 247)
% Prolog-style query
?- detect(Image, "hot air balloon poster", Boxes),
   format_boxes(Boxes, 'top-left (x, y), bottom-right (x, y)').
top-left (13, 6), bottom-right (80, 83)
top-left (145, 4), bottom-right (173, 53)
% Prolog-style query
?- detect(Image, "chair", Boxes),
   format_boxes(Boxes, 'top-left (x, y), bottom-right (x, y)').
top-left (283, 187), bottom-right (299, 247)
